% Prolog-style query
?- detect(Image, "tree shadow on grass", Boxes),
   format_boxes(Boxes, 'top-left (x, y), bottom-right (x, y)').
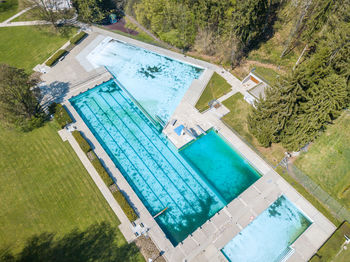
top-left (0, 222), bottom-right (141, 262)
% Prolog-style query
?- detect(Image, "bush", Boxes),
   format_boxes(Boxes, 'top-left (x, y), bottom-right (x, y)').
top-left (112, 190), bottom-right (138, 222)
top-left (70, 31), bottom-right (87, 45)
top-left (72, 130), bottom-right (91, 154)
top-left (54, 104), bottom-right (72, 128)
top-left (45, 49), bottom-right (68, 67)
top-left (90, 152), bottom-right (114, 186)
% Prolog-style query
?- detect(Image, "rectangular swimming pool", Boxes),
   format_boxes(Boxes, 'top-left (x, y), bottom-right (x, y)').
top-left (86, 37), bottom-right (203, 124)
top-left (70, 80), bottom-right (261, 246)
top-left (221, 195), bottom-right (312, 262)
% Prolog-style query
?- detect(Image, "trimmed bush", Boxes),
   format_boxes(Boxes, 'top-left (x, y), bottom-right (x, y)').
top-left (90, 152), bottom-right (114, 186)
top-left (72, 130), bottom-right (91, 154)
top-left (54, 104), bottom-right (72, 128)
top-left (112, 190), bottom-right (138, 222)
top-left (70, 31), bottom-right (87, 45)
top-left (45, 49), bottom-right (68, 67)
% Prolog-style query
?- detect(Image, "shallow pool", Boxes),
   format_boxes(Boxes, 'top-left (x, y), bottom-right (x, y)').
top-left (221, 195), bottom-right (312, 262)
top-left (87, 38), bottom-right (203, 124)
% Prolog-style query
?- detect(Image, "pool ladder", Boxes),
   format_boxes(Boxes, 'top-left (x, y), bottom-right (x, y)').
top-left (274, 246), bottom-right (295, 262)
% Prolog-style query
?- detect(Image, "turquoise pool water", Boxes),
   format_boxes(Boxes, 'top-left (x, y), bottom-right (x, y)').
top-left (70, 80), bottom-right (260, 245)
top-left (180, 130), bottom-right (261, 203)
top-left (221, 195), bottom-right (312, 262)
top-left (87, 38), bottom-right (203, 124)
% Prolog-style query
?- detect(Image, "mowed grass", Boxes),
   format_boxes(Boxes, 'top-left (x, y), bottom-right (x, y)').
top-left (295, 112), bottom-right (350, 210)
top-left (0, 26), bottom-right (76, 72)
top-left (0, 122), bottom-right (126, 254)
top-left (0, 0), bottom-right (18, 22)
top-left (195, 72), bottom-right (232, 112)
top-left (221, 93), bottom-right (285, 164)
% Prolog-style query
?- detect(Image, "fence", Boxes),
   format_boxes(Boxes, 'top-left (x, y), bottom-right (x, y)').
top-left (221, 120), bottom-right (350, 223)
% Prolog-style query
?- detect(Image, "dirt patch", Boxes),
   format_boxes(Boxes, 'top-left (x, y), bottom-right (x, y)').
top-left (134, 235), bottom-right (166, 262)
top-left (104, 18), bottom-right (139, 36)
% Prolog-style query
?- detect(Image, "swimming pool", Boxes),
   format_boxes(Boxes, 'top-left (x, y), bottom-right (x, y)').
top-left (180, 130), bottom-right (261, 203)
top-left (70, 80), bottom-right (261, 245)
top-left (86, 38), bottom-right (203, 124)
top-left (221, 195), bottom-right (312, 262)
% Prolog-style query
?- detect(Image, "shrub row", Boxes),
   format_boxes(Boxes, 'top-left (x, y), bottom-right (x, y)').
top-left (51, 103), bottom-right (72, 128)
top-left (45, 49), bottom-right (68, 67)
top-left (70, 31), bottom-right (87, 45)
top-left (72, 130), bottom-right (91, 153)
top-left (112, 191), bottom-right (138, 222)
top-left (70, 131), bottom-right (138, 222)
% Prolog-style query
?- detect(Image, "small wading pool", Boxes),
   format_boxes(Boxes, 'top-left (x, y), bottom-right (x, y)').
top-left (221, 195), bottom-right (312, 262)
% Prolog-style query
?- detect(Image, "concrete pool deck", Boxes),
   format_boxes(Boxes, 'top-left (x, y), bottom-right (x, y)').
top-left (41, 27), bottom-right (336, 262)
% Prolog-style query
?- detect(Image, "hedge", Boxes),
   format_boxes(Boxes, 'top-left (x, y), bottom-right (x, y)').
top-left (70, 31), bottom-right (87, 45)
top-left (45, 49), bottom-right (68, 67)
top-left (72, 131), bottom-right (91, 153)
top-left (54, 103), bottom-right (72, 128)
top-left (112, 190), bottom-right (138, 222)
top-left (90, 152), bottom-right (114, 186)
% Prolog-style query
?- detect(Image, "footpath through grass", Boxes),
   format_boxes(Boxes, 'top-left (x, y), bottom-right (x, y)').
top-left (195, 72), bottom-right (231, 112)
top-left (0, 122), bottom-right (142, 261)
top-left (295, 112), bottom-right (350, 211)
top-left (0, 26), bottom-right (76, 72)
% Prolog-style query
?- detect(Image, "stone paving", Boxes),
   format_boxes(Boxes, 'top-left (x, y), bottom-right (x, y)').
top-left (42, 27), bottom-right (336, 262)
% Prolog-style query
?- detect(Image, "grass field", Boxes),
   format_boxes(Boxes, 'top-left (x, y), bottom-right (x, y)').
top-left (221, 93), bottom-right (285, 164)
top-left (0, 121), bottom-right (143, 261)
top-left (0, 26), bottom-right (76, 72)
top-left (310, 221), bottom-right (350, 262)
top-left (195, 72), bottom-right (231, 112)
top-left (0, 0), bottom-right (19, 22)
top-left (295, 112), bottom-right (350, 210)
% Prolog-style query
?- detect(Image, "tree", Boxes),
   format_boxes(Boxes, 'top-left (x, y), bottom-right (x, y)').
top-left (0, 64), bottom-right (44, 131)
top-left (24, 0), bottom-right (75, 27)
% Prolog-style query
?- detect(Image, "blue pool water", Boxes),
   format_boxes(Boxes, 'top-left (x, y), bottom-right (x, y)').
top-left (180, 130), bottom-right (261, 203)
top-left (87, 38), bottom-right (203, 123)
top-left (70, 80), bottom-right (261, 245)
top-left (221, 195), bottom-right (312, 262)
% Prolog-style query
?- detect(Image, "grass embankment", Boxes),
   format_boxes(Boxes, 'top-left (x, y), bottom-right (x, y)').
top-left (295, 112), bottom-right (350, 211)
top-left (195, 72), bottom-right (231, 112)
top-left (0, 0), bottom-right (19, 22)
top-left (0, 26), bottom-right (77, 72)
top-left (310, 221), bottom-right (350, 262)
top-left (0, 122), bottom-right (142, 261)
top-left (222, 93), bottom-right (285, 164)
top-left (221, 93), bottom-right (340, 226)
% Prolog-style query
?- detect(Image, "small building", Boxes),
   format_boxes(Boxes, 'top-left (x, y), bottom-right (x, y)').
top-left (242, 70), bottom-right (269, 105)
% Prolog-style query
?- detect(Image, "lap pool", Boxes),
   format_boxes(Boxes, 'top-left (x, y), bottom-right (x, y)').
top-left (221, 195), bottom-right (312, 262)
top-left (70, 80), bottom-right (261, 245)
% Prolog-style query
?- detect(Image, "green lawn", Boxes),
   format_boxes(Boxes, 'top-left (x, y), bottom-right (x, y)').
top-left (310, 221), bottom-right (350, 262)
top-left (195, 72), bottom-right (231, 112)
top-left (252, 66), bottom-right (279, 84)
top-left (0, 26), bottom-right (76, 72)
top-left (12, 6), bottom-right (40, 21)
top-left (295, 112), bottom-right (350, 210)
top-left (0, 0), bottom-right (19, 22)
top-left (0, 121), bottom-right (143, 261)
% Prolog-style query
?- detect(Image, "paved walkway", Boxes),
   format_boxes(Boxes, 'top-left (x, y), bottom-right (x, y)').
top-left (58, 121), bottom-right (136, 243)
top-left (2, 6), bottom-right (33, 23)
